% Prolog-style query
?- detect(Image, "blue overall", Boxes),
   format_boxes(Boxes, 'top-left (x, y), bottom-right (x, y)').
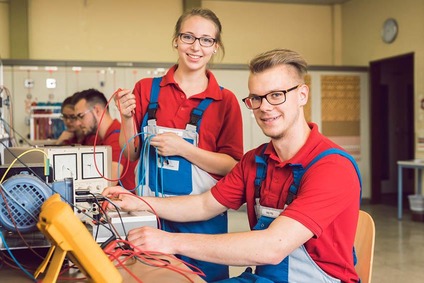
top-left (136, 77), bottom-right (229, 282)
top-left (214, 147), bottom-right (362, 283)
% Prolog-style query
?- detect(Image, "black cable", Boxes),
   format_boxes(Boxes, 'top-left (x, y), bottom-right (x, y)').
top-left (0, 117), bottom-right (33, 146)
top-left (89, 193), bottom-right (116, 241)
top-left (99, 235), bottom-right (117, 250)
top-left (92, 193), bottom-right (128, 238)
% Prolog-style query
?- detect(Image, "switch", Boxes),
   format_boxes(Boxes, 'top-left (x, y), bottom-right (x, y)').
top-left (24, 79), bottom-right (34, 89)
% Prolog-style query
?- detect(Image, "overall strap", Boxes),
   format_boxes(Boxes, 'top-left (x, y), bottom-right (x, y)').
top-left (254, 145), bottom-right (362, 203)
top-left (286, 164), bottom-right (306, 205)
top-left (254, 143), bottom-right (268, 198)
top-left (288, 148), bottom-right (362, 205)
top-left (141, 76), bottom-right (162, 128)
top-left (142, 79), bottom-right (221, 134)
top-left (186, 86), bottom-right (223, 133)
top-left (306, 148), bottom-right (362, 187)
top-left (186, 98), bottom-right (213, 133)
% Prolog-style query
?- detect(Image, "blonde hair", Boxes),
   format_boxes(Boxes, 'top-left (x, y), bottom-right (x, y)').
top-left (249, 49), bottom-right (308, 80)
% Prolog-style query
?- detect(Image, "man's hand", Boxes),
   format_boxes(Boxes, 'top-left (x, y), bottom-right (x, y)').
top-left (127, 226), bottom-right (176, 254)
top-left (102, 186), bottom-right (142, 212)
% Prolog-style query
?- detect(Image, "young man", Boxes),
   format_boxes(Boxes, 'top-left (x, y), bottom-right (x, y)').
top-left (103, 49), bottom-right (361, 283)
top-left (73, 89), bottom-right (137, 190)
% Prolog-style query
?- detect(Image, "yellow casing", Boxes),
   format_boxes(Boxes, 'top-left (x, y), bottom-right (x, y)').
top-left (35, 194), bottom-right (122, 283)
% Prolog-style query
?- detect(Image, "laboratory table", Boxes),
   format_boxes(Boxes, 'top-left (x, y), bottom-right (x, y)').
top-left (397, 159), bottom-right (424, 219)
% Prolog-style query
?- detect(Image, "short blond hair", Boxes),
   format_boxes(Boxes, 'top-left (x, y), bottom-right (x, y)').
top-left (249, 49), bottom-right (308, 80)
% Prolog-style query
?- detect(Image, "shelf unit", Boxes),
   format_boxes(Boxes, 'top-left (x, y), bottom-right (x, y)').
top-left (29, 105), bottom-right (64, 140)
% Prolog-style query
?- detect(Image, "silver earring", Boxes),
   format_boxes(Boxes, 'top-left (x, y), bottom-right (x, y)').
top-left (213, 50), bottom-right (217, 54)
top-left (174, 44), bottom-right (178, 48)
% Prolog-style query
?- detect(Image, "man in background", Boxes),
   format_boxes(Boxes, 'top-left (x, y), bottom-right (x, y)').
top-left (73, 89), bottom-right (136, 189)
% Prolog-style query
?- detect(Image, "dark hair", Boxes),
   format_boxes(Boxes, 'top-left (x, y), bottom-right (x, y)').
top-left (249, 49), bottom-right (308, 81)
top-left (173, 8), bottom-right (225, 58)
top-left (72, 88), bottom-right (108, 110)
top-left (61, 96), bottom-right (74, 112)
top-left (61, 91), bottom-right (81, 112)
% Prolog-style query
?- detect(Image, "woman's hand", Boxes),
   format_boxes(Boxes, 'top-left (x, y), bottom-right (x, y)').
top-left (114, 88), bottom-right (136, 119)
top-left (150, 132), bottom-right (190, 157)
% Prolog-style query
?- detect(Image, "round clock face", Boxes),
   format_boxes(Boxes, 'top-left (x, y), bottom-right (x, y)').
top-left (381, 18), bottom-right (398, 43)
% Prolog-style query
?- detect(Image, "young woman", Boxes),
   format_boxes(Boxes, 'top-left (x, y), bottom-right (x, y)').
top-left (114, 8), bottom-right (243, 281)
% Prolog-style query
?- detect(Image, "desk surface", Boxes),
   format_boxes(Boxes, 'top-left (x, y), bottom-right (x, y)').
top-left (0, 255), bottom-right (206, 283)
top-left (397, 159), bottom-right (424, 219)
top-left (397, 159), bottom-right (424, 166)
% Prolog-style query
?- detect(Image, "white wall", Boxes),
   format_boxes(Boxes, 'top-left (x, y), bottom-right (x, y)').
top-left (0, 0), bottom-right (338, 65)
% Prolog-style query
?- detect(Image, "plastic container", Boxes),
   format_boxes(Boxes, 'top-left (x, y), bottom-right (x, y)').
top-left (408, 194), bottom-right (424, 212)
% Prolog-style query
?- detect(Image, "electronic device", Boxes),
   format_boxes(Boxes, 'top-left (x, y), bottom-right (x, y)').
top-left (3, 145), bottom-right (112, 222)
top-left (35, 194), bottom-right (122, 282)
top-left (0, 165), bottom-right (74, 250)
top-left (0, 173), bottom-right (73, 233)
top-left (92, 211), bottom-right (157, 243)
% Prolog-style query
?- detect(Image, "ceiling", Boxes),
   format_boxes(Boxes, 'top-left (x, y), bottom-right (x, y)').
top-left (207, 0), bottom-right (351, 5)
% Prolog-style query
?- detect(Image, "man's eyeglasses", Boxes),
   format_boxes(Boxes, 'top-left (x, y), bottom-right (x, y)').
top-left (178, 33), bottom-right (216, 47)
top-left (75, 108), bottom-right (93, 121)
top-left (242, 85), bottom-right (300, 110)
top-left (60, 114), bottom-right (77, 121)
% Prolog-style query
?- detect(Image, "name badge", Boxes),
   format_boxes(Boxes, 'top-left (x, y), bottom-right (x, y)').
top-left (260, 206), bottom-right (283, 218)
top-left (157, 158), bottom-right (179, 171)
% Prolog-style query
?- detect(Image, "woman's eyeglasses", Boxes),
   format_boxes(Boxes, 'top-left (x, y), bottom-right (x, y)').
top-left (178, 33), bottom-right (216, 47)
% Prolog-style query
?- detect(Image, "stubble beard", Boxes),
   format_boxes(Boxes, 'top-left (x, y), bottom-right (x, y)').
top-left (84, 121), bottom-right (98, 136)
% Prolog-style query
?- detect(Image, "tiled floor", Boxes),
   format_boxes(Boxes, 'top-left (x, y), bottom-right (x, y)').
top-left (227, 204), bottom-right (424, 282)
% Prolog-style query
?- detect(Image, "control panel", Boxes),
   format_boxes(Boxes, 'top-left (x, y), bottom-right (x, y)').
top-left (3, 145), bottom-right (112, 222)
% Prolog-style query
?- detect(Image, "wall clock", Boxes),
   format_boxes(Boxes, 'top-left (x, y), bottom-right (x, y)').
top-left (381, 18), bottom-right (398, 44)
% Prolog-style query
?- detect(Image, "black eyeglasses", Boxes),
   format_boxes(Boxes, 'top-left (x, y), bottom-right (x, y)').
top-left (242, 85), bottom-right (300, 110)
top-left (75, 108), bottom-right (93, 121)
top-left (60, 114), bottom-right (77, 121)
top-left (178, 33), bottom-right (216, 47)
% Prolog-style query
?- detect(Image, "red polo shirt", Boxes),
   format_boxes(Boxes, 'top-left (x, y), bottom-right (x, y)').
top-left (132, 65), bottom-right (244, 173)
top-left (211, 123), bottom-right (360, 282)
